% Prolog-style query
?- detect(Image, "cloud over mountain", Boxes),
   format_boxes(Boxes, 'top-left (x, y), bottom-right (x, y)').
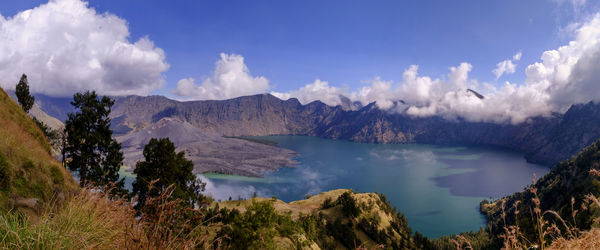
top-left (172, 53), bottom-right (270, 100)
top-left (272, 13), bottom-right (600, 124)
top-left (0, 0), bottom-right (169, 97)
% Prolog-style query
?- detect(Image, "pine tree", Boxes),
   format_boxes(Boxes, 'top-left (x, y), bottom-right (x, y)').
top-left (132, 138), bottom-right (206, 209)
top-left (64, 91), bottom-right (125, 194)
top-left (15, 74), bottom-right (34, 113)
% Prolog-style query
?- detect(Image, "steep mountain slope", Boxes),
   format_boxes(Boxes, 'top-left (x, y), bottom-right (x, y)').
top-left (110, 94), bottom-right (339, 136)
top-left (0, 88), bottom-right (77, 210)
top-left (482, 137), bottom-right (600, 247)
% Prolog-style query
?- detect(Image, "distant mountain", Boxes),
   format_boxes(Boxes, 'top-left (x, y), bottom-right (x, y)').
top-left (33, 92), bottom-right (600, 167)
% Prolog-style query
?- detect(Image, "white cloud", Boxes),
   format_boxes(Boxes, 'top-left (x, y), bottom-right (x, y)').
top-left (355, 77), bottom-right (395, 109)
top-left (172, 53), bottom-right (269, 100)
top-left (513, 52), bottom-right (523, 61)
top-left (199, 175), bottom-right (269, 201)
top-left (270, 79), bottom-right (345, 105)
top-left (0, 0), bottom-right (169, 97)
top-left (492, 52), bottom-right (522, 79)
top-left (275, 13), bottom-right (600, 124)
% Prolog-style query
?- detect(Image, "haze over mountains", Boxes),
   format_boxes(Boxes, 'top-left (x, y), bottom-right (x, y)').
top-left (30, 91), bottom-right (600, 171)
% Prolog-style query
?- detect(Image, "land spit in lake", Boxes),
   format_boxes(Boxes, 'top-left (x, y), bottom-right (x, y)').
top-left (202, 135), bottom-right (550, 238)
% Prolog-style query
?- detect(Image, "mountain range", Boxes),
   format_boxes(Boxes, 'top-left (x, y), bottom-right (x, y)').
top-left (30, 92), bottom-right (600, 169)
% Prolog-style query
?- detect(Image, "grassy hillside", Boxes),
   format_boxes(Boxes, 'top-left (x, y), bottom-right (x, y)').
top-left (0, 87), bottom-right (77, 210)
top-left (482, 137), bottom-right (600, 248)
top-left (204, 189), bottom-right (437, 249)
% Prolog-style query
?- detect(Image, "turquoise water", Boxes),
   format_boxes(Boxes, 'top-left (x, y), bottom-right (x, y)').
top-left (201, 135), bottom-right (549, 238)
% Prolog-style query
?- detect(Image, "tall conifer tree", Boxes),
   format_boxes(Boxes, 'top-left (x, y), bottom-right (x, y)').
top-left (15, 74), bottom-right (34, 113)
top-left (64, 91), bottom-right (125, 194)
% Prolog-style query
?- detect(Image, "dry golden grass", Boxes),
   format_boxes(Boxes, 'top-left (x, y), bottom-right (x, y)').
top-left (0, 185), bottom-right (208, 249)
top-left (214, 189), bottom-right (350, 218)
top-left (497, 171), bottom-right (600, 250)
top-left (548, 228), bottom-right (600, 249)
top-left (0, 187), bottom-right (144, 249)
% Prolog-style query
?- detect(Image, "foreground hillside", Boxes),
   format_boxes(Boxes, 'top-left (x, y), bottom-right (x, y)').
top-left (482, 137), bottom-right (600, 248)
top-left (208, 189), bottom-right (425, 249)
top-left (0, 88), bottom-right (77, 211)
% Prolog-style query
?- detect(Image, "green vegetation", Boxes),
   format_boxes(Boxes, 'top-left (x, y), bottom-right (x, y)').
top-left (132, 137), bottom-right (206, 209)
top-left (14, 74), bottom-right (58, 145)
top-left (482, 138), bottom-right (600, 248)
top-left (64, 91), bottom-right (125, 193)
top-left (15, 74), bottom-right (34, 113)
top-left (206, 190), bottom-right (431, 249)
top-left (0, 87), bottom-right (77, 209)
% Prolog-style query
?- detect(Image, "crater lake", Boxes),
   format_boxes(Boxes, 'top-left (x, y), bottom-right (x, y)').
top-left (201, 135), bottom-right (549, 238)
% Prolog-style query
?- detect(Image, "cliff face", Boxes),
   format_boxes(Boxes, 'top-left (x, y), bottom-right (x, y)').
top-left (110, 94), bottom-right (342, 136)
top-left (36, 93), bottom-right (600, 167)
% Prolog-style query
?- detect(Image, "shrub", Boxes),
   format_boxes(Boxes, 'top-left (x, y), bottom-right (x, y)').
top-left (49, 165), bottom-right (64, 185)
top-left (326, 217), bottom-right (360, 248)
top-left (21, 160), bottom-right (34, 170)
top-left (0, 156), bottom-right (11, 190)
top-left (336, 191), bottom-right (360, 217)
top-left (320, 197), bottom-right (335, 209)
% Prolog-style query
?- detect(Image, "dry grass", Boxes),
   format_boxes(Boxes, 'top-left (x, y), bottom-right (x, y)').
top-left (0, 187), bottom-right (144, 249)
top-left (498, 171), bottom-right (600, 250)
top-left (548, 228), bottom-right (600, 249)
top-left (0, 184), bottom-right (211, 249)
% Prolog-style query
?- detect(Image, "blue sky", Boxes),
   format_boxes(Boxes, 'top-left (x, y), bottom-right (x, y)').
top-left (0, 0), bottom-right (590, 94)
top-left (2, 0), bottom-right (600, 123)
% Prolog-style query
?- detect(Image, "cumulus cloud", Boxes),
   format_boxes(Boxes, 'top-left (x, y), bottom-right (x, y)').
top-left (274, 13), bottom-right (600, 124)
top-left (0, 0), bottom-right (169, 97)
top-left (172, 53), bottom-right (269, 100)
top-left (492, 52), bottom-right (522, 79)
top-left (271, 79), bottom-right (345, 105)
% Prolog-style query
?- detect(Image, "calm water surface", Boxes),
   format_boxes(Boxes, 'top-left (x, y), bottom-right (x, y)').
top-left (201, 135), bottom-right (549, 238)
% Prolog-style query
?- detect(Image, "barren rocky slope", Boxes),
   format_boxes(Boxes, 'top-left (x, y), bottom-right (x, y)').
top-left (116, 117), bottom-right (298, 177)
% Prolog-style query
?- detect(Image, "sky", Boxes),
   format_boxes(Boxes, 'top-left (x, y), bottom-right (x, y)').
top-left (1, 0), bottom-right (600, 123)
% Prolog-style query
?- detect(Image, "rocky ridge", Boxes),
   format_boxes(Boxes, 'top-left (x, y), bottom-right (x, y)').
top-left (30, 92), bottom-right (600, 168)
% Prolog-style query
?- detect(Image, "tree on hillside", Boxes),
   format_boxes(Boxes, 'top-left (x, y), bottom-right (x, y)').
top-left (64, 91), bottom-right (125, 194)
top-left (15, 74), bottom-right (34, 113)
top-left (132, 138), bottom-right (206, 210)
